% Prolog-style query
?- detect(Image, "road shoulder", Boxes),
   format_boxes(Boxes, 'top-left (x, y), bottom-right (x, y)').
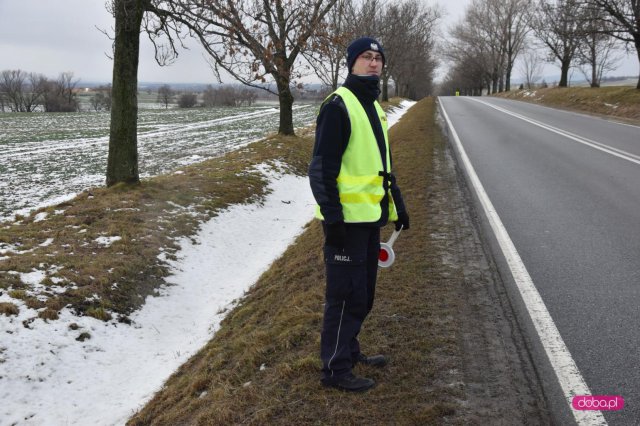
top-left (431, 122), bottom-right (552, 423)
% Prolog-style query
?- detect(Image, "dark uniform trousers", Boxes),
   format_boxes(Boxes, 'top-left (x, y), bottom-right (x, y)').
top-left (321, 224), bottom-right (380, 379)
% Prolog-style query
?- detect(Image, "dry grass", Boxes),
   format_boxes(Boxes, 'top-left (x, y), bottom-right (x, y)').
top-left (127, 98), bottom-right (474, 425)
top-left (494, 86), bottom-right (640, 123)
top-left (0, 302), bottom-right (19, 316)
top-left (38, 308), bottom-right (60, 321)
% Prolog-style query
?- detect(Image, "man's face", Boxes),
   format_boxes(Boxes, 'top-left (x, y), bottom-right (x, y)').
top-left (351, 50), bottom-right (384, 77)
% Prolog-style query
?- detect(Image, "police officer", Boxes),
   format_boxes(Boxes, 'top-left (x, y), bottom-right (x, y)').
top-left (308, 36), bottom-right (410, 392)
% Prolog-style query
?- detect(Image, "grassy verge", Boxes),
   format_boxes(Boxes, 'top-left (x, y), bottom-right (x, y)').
top-left (127, 97), bottom-right (479, 425)
top-left (493, 86), bottom-right (640, 123)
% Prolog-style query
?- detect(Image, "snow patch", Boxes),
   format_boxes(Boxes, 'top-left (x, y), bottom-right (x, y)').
top-left (94, 236), bottom-right (122, 247)
top-left (34, 212), bottom-right (48, 222)
top-left (39, 238), bottom-right (54, 247)
top-left (386, 100), bottom-right (417, 127)
top-left (19, 269), bottom-right (46, 286)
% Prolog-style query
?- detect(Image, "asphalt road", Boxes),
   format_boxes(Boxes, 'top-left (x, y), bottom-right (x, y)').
top-left (439, 96), bottom-right (640, 426)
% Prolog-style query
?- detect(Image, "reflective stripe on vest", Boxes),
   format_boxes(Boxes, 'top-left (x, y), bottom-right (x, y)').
top-left (315, 86), bottom-right (398, 223)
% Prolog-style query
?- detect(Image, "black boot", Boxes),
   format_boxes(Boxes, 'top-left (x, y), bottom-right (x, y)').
top-left (321, 373), bottom-right (375, 392)
top-left (356, 353), bottom-right (387, 367)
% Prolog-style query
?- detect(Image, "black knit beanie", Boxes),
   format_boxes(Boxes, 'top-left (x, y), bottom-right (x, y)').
top-left (346, 37), bottom-right (385, 73)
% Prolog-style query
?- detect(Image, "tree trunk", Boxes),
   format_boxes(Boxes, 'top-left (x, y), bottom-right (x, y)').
top-left (559, 58), bottom-right (570, 87)
top-left (332, 72), bottom-right (339, 91)
top-left (381, 75), bottom-right (389, 102)
top-left (589, 39), bottom-right (599, 88)
top-left (635, 36), bottom-right (640, 89)
top-left (591, 63), bottom-right (599, 88)
top-left (276, 77), bottom-right (295, 135)
top-left (106, 0), bottom-right (144, 187)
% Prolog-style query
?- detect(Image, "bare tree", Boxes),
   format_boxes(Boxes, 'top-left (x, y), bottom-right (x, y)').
top-left (239, 88), bottom-right (258, 106)
top-left (349, 0), bottom-right (391, 97)
top-left (445, 1), bottom-right (497, 95)
top-left (90, 84), bottom-right (112, 112)
top-left (530, 0), bottom-right (585, 87)
top-left (156, 84), bottom-right (174, 108)
top-left (163, 0), bottom-right (339, 135)
top-left (446, 0), bottom-right (507, 94)
top-left (43, 72), bottom-right (80, 112)
top-left (475, 0), bottom-right (507, 93)
top-left (177, 92), bottom-right (198, 108)
top-left (351, 0), bottom-right (385, 35)
top-left (201, 84), bottom-right (220, 107)
top-left (303, 0), bottom-right (354, 91)
top-left (0, 70), bottom-right (25, 112)
top-left (382, 0), bottom-right (441, 100)
top-left (493, 0), bottom-right (531, 91)
top-left (203, 85), bottom-right (233, 106)
top-left (584, 0), bottom-right (640, 89)
top-left (201, 85), bottom-right (259, 107)
top-left (576, 5), bottom-right (623, 87)
top-left (518, 47), bottom-right (546, 88)
top-left (439, 61), bottom-right (484, 96)
top-left (90, 92), bottom-right (107, 111)
top-left (0, 69), bottom-right (47, 112)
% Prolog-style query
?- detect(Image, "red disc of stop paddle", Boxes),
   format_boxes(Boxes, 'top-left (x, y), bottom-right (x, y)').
top-left (379, 249), bottom-right (389, 262)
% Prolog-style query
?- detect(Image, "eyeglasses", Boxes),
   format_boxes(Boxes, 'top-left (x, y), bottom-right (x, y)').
top-left (359, 53), bottom-right (383, 63)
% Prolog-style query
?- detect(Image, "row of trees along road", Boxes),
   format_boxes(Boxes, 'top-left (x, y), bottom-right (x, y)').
top-left (0, 70), bottom-right (81, 113)
top-left (106, 0), bottom-right (441, 186)
top-left (442, 0), bottom-right (640, 96)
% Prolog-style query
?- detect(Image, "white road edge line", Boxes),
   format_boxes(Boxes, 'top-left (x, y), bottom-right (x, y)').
top-left (438, 99), bottom-right (607, 426)
top-left (468, 97), bottom-right (640, 166)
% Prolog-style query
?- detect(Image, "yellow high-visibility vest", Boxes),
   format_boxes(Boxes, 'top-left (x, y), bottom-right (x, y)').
top-left (315, 86), bottom-right (398, 223)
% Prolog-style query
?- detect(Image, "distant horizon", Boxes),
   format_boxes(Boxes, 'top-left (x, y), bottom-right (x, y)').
top-left (73, 73), bottom-right (639, 89)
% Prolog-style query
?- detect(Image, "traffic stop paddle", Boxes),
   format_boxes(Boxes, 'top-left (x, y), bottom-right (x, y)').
top-left (378, 227), bottom-right (402, 268)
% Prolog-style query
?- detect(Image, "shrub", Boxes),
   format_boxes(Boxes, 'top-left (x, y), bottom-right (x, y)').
top-left (178, 93), bottom-right (198, 108)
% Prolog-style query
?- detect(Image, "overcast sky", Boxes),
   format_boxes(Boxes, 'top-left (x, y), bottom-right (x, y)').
top-left (0, 0), bottom-right (636, 85)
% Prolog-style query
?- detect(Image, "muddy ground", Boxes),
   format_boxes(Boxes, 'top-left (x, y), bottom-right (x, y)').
top-left (430, 118), bottom-right (552, 424)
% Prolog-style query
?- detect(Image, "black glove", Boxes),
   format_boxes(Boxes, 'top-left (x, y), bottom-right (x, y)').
top-left (325, 221), bottom-right (347, 248)
top-left (395, 211), bottom-right (410, 231)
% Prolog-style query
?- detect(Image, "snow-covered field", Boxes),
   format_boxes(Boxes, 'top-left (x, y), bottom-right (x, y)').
top-left (0, 104), bottom-right (317, 221)
top-left (0, 100), bottom-right (415, 426)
